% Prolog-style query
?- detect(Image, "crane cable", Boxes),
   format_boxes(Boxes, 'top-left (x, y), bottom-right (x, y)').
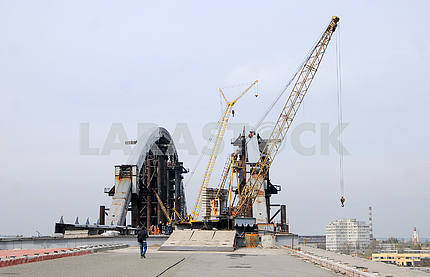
top-left (185, 82), bottom-right (256, 189)
top-left (335, 23), bottom-right (345, 202)
top-left (184, 115), bottom-right (222, 188)
top-left (250, 27), bottom-right (327, 139)
top-left (252, 56), bottom-right (307, 133)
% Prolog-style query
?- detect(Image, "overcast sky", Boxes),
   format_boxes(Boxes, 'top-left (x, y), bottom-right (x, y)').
top-left (0, 0), bottom-right (429, 238)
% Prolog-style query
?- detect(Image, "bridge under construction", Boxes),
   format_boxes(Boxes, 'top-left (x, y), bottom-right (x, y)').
top-left (2, 15), bottom-right (428, 277)
top-left (54, 16), bottom-right (341, 252)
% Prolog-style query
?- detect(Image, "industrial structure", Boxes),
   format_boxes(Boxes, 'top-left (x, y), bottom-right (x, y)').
top-left (104, 127), bottom-right (188, 230)
top-left (231, 16), bottom-right (341, 223)
top-left (55, 127), bottom-right (188, 234)
top-left (174, 16), bottom-right (341, 231)
top-left (159, 16), bottom-right (341, 250)
top-left (55, 16), bottom-right (341, 251)
top-left (325, 219), bottom-right (370, 252)
top-left (413, 227), bottom-right (420, 244)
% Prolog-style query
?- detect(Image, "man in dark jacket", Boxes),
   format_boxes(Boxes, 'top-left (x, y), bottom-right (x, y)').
top-left (137, 227), bottom-right (148, 258)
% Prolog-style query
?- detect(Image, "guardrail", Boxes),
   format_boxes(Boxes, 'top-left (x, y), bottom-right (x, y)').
top-left (284, 246), bottom-right (375, 277)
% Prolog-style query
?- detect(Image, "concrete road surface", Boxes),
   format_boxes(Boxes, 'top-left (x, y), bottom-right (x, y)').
top-left (0, 247), bottom-right (338, 277)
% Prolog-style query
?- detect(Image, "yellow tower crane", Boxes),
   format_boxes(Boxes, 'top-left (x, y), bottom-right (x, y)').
top-left (190, 80), bottom-right (258, 221)
top-left (235, 16), bottom-right (340, 216)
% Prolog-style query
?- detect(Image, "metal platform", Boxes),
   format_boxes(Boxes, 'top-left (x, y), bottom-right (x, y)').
top-left (159, 230), bottom-right (236, 252)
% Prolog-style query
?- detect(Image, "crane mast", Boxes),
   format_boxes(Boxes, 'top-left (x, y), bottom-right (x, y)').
top-left (190, 80), bottom-right (258, 221)
top-left (236, 16), bottom-right (340, 215)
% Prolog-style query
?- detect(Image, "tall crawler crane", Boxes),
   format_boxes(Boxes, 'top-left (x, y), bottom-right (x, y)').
top-left (235, 16), bottom-right (340, 218)
top-left (190, 80), bottom-right (258, 221)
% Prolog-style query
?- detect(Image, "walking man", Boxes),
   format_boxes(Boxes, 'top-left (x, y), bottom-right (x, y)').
top-left (137, 227), bottom-right (148, 258)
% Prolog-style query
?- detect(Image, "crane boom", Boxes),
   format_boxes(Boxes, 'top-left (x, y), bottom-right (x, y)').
top-left (154, 190), bottom-right (172, 222)
top-left (190, 80), bottom-right (258, 221)
top-left (236, 16), bottom-right (340, 215)
top-left (172, 207), bottom-right (186, 223)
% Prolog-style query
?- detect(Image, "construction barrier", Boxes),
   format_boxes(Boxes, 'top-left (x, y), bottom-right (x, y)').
top-left (244, 233), bottom-right (259, 248)
top-left (0, 244), bottom-right (127, 268)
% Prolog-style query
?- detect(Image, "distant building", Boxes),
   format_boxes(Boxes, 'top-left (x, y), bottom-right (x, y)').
top-left (298, 235), bottom-right (326, 249)
top-left (326, 219), bottom-right (370, 252)
top-left (372, 251), bottom-right (430, 267)
top-left (378, 243), bottom-right (396, 251)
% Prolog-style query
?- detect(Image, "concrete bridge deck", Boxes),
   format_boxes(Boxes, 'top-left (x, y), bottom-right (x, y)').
top-left (0, 246), bottom-right (338, 277)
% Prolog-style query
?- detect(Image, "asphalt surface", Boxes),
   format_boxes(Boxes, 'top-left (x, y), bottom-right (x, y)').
top-left (0, 247), bottom-right (338, 277)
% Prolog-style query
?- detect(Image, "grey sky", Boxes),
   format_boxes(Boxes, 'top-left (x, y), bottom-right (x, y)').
top-left (0, 0), bottom-right (429, 238)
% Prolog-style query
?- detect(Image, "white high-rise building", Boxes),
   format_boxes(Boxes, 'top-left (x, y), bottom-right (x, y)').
top-left (326, 219), bottom-right (370, 252)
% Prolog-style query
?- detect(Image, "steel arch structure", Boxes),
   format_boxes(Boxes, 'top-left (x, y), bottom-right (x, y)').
top-left (105, 127), bottom-right (187, 230)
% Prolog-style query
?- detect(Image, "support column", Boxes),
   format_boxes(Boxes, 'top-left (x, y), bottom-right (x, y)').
top-left (238, 132), bottom-right (252, 217)
top-left (174, 163), bottom-right (181, 220)
top-left (265, 195), bottom-right (271, 223)
top-left (99, 206), bottom-right (105, 225)
top-left (131, 195), bottom-right (139, 227)
top-left (166, 166), bottom-right (171, 212)
top-left (146, 157), bottom-right (152, 231)
top-left (280, 205), bottom-right (287, 232)
top-left (157, 157), bottom-right (162, 224)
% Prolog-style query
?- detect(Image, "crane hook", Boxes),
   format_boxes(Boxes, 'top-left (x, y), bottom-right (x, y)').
top-left (340, 196), bottom-right (345, 207)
